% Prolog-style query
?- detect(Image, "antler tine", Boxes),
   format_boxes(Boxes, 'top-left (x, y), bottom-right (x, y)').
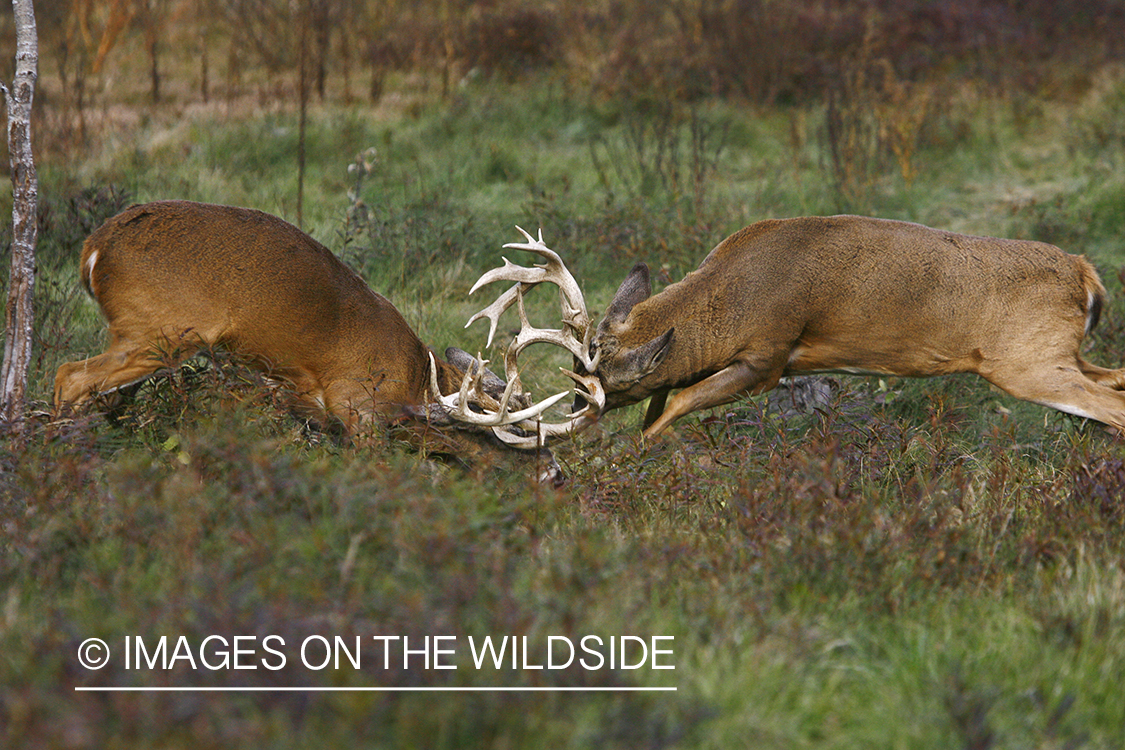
top-left (465, 282), bottom-right (524, 348)
top-left (507, 285), bottom-right (534, 386)
top-left (559, 367), bottom-right (606, 412)
top-left (504, 322), bottom-right (601, 375)
top-left (505, 224), bottom-right (540, 247)
top-left (501, 225), bottom-right (558, 259)
top-left (465, 228), bottom-right (558, 346)
top-left (466, 227), bottom-right (601, 366)
top-left (427, 351), bottom-right (448, 406)
top-left (489, 427), bottom-right (545, 450)
top-left (468, 258), bottom-right (546, 296)
top-left (456, 352), bottom-right (481, 408)
top-left (497, 388), bottom-right (571, 424)
top-left (501, 225), bottom-right (591, 335)
top-left (498, 283), bottom-right (601, 378)
top-left (429, 350), bottom-right (483, 412)
top-left (467, 226), bottom-right (591, 336)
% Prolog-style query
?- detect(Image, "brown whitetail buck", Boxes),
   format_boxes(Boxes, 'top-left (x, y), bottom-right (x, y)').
top-left (53, 201), bottom-right (568, 480)
top-left (466, 217), bottom-right (1125, 442)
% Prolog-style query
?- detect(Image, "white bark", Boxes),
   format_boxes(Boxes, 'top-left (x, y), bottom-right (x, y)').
top-left (0, 0), bottom-right (38, 426)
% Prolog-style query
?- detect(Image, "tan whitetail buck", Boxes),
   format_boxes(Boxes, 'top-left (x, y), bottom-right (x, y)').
top-left (53, 201), bottom-right (568, 478)
top-left (468, 217), bottom-right (1125, 441)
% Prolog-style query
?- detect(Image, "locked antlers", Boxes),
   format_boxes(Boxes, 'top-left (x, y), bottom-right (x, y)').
top-left (435, 227), bottom-right (604, 447)
top-left (426, 350), bottom-right (570, 427)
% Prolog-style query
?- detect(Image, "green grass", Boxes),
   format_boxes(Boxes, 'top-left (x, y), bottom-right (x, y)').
top-left (5, 72), bottom-right (1125, 748)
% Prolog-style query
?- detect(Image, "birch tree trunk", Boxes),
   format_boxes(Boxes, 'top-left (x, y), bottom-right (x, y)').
top-left (0, 0), bottom-right (39, 426)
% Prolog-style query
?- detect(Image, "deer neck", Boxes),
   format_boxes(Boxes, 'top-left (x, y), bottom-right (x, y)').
top-left (620, 275), bottom-right (717, 386)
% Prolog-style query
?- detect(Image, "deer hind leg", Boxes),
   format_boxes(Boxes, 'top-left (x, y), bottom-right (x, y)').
top-left (54, 334), bottom-right (201, 414)
top-left (1077, 358), bottom-right (1125, 390)
top-left (643, 356), bottom-right (787, 439)
top-left (986, 360), bottom-right (1125, 433)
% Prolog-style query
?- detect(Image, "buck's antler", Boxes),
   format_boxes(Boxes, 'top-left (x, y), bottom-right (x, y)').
top-left (488, 365), bottom-right (606, 447)
top-left (426, 349), bottom-right (589, 449)
top-left (467, 227), bottom-right (600, 374)
top-left (426, 351), bottom-right (571, 427)
top-left (447, 227), bottom-right (605, 446)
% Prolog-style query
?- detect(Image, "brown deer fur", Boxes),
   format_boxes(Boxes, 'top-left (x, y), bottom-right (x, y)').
top-left (586, 215), bottom-right (1125, 438)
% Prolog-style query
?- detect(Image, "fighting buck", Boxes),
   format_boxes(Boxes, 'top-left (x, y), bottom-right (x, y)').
top-left (53, 201), bottom-right (569, 478)
top-left (468, 217), bottom-right (1125, 441)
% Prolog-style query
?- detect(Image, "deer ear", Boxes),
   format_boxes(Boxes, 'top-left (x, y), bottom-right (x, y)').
top-left (603, 263), bottom-right (651, 325)
top-left (625, 327), bottom-right (674, 378)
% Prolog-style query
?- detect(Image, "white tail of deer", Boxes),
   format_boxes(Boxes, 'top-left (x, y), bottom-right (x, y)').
top-left (472, 216), bottom-right (1125, 440)
top-left (53, 201), bottom-right (566, 478)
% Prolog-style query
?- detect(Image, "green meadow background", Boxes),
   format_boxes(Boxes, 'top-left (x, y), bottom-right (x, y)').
top-left (2, 1), bottom-right (1125, 747)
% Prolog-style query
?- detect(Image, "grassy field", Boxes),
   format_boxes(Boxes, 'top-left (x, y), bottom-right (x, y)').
top-left (3, 51), bottom-right (1125, 748)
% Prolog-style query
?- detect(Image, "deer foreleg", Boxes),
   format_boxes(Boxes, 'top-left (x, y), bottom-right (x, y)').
top-left (642, 388), bottom-right (670, 429)
top-left (643, 359), bottom-right (783, 439)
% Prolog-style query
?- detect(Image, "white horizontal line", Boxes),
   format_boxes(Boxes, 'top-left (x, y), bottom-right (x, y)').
top-left (75, 686), bottom-right (677, 692)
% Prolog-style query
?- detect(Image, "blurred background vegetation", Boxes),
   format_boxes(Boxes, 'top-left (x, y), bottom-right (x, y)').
top-left (15, 0), bottom-right (1125, 117)
top-left (8, 0), bottom-right (1125, 398)
top-left (2, 1), bottom-right (1125, 748)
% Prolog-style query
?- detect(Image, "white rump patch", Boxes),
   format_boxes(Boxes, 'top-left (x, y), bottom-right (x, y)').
top-left (84, 249), bottom-right (100, 294)
top-left (1085, 290), bottom-right (1097, 337)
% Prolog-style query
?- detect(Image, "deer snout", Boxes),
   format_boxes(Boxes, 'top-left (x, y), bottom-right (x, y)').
top-left (539, 458), bottom-right (567, 488)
